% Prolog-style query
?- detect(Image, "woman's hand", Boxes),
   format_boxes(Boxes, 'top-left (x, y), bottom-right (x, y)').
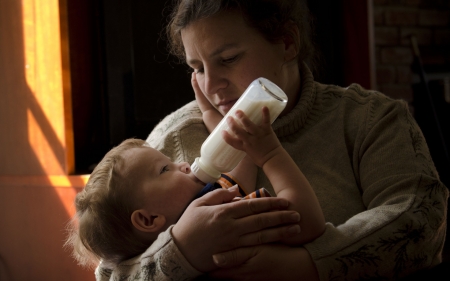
top-left (192, 72), bottom-right (223, 132)
top-left (192, 72), bottom-right (214, 113)
top-left (209, 244), bottom-right (320, 281)
top-left (171, 186), bottom-right (302, 273)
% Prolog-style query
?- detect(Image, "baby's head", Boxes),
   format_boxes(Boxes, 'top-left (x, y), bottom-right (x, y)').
top-left (66, 138), bottom-right (203, 267)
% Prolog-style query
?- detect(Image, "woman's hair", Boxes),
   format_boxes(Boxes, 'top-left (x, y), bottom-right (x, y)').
top-left (65, 138), bottom-right (151, 268)
top-left (166, 0), bottom-right (319, 72)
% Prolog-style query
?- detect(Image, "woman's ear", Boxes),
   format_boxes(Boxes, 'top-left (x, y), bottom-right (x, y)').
top-left (282, 22), bottom-right (300, 63)
top-left (131, 209), bottom-right (166, 233)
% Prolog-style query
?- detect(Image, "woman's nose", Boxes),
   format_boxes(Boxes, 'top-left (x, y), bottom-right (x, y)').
top-left (204, 68), bottom-right (228, 96)
top-left (179, 162), bottom-right (191, 174)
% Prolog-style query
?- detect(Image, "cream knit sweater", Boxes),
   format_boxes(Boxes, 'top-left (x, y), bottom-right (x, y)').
top-left (96, 64), bottom-right (448, 280)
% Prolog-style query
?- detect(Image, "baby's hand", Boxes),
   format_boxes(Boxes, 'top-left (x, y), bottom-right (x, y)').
top-left (222, 107), bottom-right (282, 167)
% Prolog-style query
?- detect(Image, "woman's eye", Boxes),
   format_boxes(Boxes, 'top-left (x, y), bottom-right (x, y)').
top-left (188, 67), bottom-right (204, 74)
top-left (223, 55), bottom-right (238, 64)
top-left (160, 165), bottom-right (169, 174)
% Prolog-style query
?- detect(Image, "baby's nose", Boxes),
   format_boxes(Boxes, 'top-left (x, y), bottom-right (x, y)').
top-left (180, 162), bottom-right (191, 173)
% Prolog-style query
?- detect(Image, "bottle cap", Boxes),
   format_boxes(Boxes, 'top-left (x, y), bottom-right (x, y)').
top-left (191, 157), bottom-right (221, 184)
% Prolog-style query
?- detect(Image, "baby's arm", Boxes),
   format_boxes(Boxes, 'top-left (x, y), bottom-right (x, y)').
top-left (192, 73), bottom-right (257, 193)
top-left (228, 155), bottom-right (257, 195)
top-left (222, 107), bottom-right (325, 245)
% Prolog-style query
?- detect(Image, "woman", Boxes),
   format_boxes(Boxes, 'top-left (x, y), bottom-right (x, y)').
top-left (97, 0), bottom-right (448, 280)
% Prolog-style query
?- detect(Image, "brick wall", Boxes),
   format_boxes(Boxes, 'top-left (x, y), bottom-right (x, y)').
top-left (372, 0), bottom-right (450, 110)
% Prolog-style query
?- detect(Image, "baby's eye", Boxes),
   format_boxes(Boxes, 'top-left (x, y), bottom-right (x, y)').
top-left (160, 165), bottom-right (169, 174)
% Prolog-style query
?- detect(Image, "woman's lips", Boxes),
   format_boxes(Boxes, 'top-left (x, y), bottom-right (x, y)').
top-left (218, 100), bottom-right (237, 113)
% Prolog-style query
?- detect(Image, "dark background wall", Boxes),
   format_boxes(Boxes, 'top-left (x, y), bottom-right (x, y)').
top-left (66, 0), bottom-right (449, 189)
top-left (67, 0), bottom-right (357, 173)
top-left (68, 0), bottom-right (194, 173)
top-left (372, 0), bottom-right (450, 187)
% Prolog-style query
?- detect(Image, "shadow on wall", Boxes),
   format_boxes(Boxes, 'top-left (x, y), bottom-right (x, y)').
top-left (0, 255), bottom-right (12, 281)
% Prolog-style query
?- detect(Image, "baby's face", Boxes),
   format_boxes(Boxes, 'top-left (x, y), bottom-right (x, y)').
top-left (122, 147), bottom-right (204, 226)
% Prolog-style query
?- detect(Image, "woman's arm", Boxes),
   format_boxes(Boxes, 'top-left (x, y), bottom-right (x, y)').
top-left (209, 244), bottom-right (320, 281)
top-left (297, 98), bottom-right (448, 280)
top-left (223, 107), bottom-right (325, 245)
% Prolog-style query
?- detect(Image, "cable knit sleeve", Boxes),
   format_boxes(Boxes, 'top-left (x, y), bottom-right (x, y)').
top-left (95, 226), bottom-right (202, 281)
top-left (304, 86), bottom-right (448, 280)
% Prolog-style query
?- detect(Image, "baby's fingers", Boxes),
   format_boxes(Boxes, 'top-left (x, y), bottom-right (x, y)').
top-left (261, 106), bottom-right (271, 125)
top-left (222, 129), bottom-right (244, 151)
top-left (226, 116), bottom-right (249, 138)
top-left (235, 110), bottom-right (261, 135)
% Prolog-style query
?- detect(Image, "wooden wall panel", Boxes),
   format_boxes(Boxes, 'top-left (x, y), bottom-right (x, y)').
top-left (0, 176), bottom-right (94, 281)
top-left (0, 0), bottom-right (73, 176)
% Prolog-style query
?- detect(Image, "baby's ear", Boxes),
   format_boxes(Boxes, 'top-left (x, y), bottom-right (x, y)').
top-left (131, 209), bottom-right (166, 233)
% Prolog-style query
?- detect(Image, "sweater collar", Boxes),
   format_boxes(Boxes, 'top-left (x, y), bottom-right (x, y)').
top-left (273, 62), bottom-right (316, 137)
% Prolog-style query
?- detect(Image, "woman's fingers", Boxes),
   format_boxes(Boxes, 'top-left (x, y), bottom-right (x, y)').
top-left (174, 192), bottom-right (301, 272)
top-left (191, 72), bottom-right (201, 96)
top-left (192, 185), bottom-right (241, 206)
top-left (191, 72), bottom-right (213, 112)
top-left (196, 191), bottom-right (301, 236)
top-left (237, 209), bottom-right (301, 233)
top-left (213, 246), bottom-right (258, 268)
top-left (236, 223), bottom-right (301, 247)
top-left (227, 196), bottom-right (291, 218)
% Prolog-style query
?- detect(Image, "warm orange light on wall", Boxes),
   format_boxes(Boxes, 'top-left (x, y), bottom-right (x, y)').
top-left (22, 0), bottom-right (74, 175)
top-left (27, 108), bottom-right (64, 174)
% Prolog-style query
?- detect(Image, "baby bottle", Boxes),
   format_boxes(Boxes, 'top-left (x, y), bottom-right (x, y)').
top-left (191, 77), bottom-right (288, 183)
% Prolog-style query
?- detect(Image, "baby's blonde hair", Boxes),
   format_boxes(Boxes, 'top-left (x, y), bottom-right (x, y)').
top-left (65, 138), bottom-right (151, 268)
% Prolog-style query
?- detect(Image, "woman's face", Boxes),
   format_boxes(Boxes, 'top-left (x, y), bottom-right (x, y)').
top-left (181, 10), bottom-right (295, 116)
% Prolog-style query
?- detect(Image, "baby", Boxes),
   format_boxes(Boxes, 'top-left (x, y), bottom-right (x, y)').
top-left (66, 105), bottom-right (325, 269)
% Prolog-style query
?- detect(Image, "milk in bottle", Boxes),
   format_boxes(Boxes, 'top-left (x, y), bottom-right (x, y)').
top-left (191, 77), bottom-right (288, 183)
